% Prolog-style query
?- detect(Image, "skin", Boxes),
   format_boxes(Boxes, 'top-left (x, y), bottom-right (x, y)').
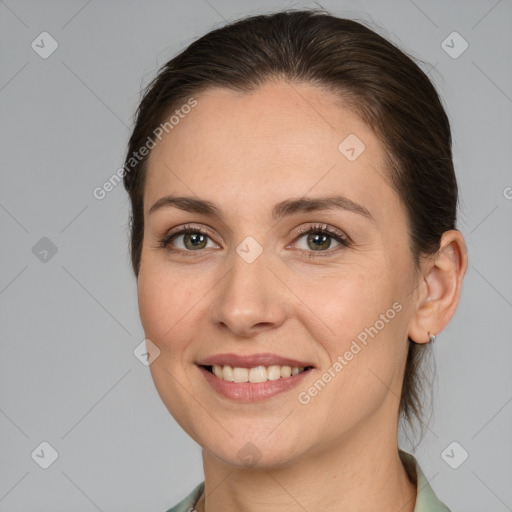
top-left (137, 80), bottom-right (467, 512)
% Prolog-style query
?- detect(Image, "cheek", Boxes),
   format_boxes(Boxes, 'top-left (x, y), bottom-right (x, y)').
top-left (136, 257), bottom-right (217, 359)
top-left (292, 263), bottom-right (407, 401)
top-left (137, 267), bottom-right (201, 430)
top-left (137, 264), bottom-right (181, 348)
top-left (291, 260), bottom-right (399, 345)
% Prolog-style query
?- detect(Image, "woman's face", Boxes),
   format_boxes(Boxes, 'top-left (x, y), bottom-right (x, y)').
top-left (138, 80), bottom-right (421, 466)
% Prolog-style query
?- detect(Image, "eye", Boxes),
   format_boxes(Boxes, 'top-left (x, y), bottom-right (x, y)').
top-left (291, 223), bottom-right (350, 257)
top-left (159, 224), bottom-right (218, 255)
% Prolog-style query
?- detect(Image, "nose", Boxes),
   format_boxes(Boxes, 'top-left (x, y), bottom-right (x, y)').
top-left (208, 247), bottom-right (289, 338)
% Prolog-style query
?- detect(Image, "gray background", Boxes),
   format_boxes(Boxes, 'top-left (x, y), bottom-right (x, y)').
top-left (1, 0), bottom-right (511, 510)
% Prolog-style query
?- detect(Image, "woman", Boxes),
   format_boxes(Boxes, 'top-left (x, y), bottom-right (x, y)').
top-left (123, 9), bottom-right (467, 512)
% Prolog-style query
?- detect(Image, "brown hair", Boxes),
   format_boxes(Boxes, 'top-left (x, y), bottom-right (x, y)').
top-left (123, 8), bottom-right (457, 432)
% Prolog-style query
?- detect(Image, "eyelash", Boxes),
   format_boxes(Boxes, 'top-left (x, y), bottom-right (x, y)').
top-left (158, 223), bottom-right (351, 259)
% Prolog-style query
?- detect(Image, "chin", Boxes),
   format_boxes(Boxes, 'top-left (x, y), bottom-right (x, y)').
top-left (201, 431), bottom-right (306, 470)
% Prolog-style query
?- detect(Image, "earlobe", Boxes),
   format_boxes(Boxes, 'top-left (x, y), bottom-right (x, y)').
top-left (408, 230), bottom-right (468, 344)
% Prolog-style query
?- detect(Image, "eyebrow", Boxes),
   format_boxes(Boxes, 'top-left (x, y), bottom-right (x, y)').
top-left (148, 194), bottom-right (374, 222)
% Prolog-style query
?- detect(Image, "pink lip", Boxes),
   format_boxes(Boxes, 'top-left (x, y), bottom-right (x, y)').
top-left (198, 365), bottom-right (314, 402)
top-left (196, 352), bottom-right (315, 369)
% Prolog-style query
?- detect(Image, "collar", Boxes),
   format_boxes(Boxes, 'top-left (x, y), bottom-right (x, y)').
top-left (400, 450), bottom-right (451, 511)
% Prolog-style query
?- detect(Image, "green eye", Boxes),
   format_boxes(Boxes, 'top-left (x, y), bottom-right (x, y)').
top-left (160, 225), bottom-right (216, 255)
top-left (291, 223), bottom-right (350, 258)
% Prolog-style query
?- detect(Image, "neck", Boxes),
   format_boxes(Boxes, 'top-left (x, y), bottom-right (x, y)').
top-left (196, 415), bottom-right (416, 512)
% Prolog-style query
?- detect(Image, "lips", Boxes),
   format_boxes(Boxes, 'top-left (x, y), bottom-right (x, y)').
top-left (196, 352), bottom-right (315, 369)
top-left (198, 364), bottom-right (314, 402)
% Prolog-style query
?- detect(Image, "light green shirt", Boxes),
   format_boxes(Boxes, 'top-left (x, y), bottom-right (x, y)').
top-left (166, 451), bottom-right (450, 512)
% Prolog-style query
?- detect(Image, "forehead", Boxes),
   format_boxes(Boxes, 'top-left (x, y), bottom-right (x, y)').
top-left (144, 80), bottom-right (397, 222)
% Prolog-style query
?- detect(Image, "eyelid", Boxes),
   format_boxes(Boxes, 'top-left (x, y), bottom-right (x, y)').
top-left (164, 223), bottom-right (215, 240)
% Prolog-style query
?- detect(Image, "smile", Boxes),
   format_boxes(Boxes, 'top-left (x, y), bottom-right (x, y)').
top-left (198, 364), bottom-right (315, 402)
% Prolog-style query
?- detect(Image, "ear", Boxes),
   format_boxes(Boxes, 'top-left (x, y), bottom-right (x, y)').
top-left (408, 230), bottom-right (468, 344)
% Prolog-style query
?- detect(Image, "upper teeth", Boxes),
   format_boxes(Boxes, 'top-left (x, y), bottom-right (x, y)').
top-left (212, 365), bottom-right (306, 383)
